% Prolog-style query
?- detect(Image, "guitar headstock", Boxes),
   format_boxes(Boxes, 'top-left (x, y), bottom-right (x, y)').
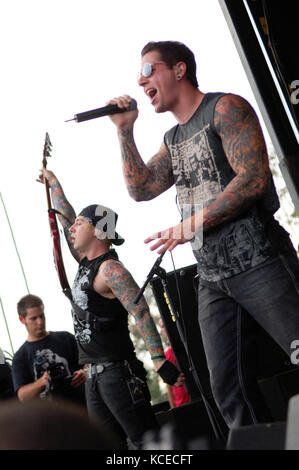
top-left (42, 132), bottom-right (52, 169)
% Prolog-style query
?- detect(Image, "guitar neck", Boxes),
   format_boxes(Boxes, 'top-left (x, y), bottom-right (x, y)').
top-left (43, 170), bottom-right (52, 210)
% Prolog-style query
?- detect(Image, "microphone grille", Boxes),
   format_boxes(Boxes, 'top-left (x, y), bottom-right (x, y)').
top-left (129, 99), bottom-right (137, 110)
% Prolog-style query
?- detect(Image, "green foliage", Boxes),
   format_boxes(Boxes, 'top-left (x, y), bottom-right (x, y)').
top-left (146, 368), bottom-right (168, 405)
top-left (128, 285), bottom-right (169, 405)
top-left (268, 148), bottom-right (299, 253)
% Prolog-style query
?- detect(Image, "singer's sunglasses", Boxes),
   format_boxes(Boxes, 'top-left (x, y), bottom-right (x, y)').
top-left (137, 61), bottom-right (167, 81)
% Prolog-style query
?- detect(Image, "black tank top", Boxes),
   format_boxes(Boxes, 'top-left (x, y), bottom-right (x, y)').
top-left (164, 92), bottom-right (292, 281)
top-left (71, 250), bottom-right (136, 364)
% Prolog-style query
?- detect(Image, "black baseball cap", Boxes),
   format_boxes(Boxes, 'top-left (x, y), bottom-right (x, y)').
top-left (78, 204), bottom-right (125, 246)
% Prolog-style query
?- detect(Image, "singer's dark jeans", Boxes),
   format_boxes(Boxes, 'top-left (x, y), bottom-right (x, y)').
top-left (197, 250), bottom-right (299, 428)
top-left (85, 362), bottom-right (158, 449)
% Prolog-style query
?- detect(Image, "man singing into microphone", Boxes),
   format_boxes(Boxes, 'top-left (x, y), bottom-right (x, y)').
top-left (37, 168), bottom-right (184, 450)
top-left (106, 40), bottom-right (299, 430)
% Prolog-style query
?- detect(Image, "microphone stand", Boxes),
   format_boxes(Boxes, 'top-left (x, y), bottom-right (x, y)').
top-left (134, 253), bottom-right (226, 443)
top-left (134, 252), bottom-right (166, 305)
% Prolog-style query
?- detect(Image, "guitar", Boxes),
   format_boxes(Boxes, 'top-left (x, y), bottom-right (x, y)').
top-left (42, 133), bottom-right (70, 293)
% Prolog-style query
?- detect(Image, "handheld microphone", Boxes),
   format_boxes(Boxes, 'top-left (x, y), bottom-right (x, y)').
top-left (65, 99), bottom-right (137, 123)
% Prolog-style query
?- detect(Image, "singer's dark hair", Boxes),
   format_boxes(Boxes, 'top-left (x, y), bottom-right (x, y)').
top-left (141, 41), bottom-right (198, 89)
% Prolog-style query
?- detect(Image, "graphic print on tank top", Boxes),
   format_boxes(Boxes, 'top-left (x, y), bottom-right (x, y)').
top-left (72, 268), bottom-right (92, 344)
top-left (170, 124), bottom-right (222, 210)
top-left (166, 117), bottom-right (274, 281)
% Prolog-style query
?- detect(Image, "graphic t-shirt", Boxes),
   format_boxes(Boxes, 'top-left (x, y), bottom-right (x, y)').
top-left (12, 331), bottom-right (79, 393)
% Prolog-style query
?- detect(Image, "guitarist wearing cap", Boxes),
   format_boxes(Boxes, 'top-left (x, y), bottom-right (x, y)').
top-left (37, 168), bottom-right (184, 450)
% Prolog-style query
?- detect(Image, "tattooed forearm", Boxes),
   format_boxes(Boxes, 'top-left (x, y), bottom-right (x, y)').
top-left (51, 181), bottom-right (76, 228)
top-left (200, 94), bottom-right (271, 232)
top-left (50, 180), bottom-right (81, 261)
top-left (118, 128), bottom-right (174, 201)
top-left (102, 260), bottom-right (164, 359)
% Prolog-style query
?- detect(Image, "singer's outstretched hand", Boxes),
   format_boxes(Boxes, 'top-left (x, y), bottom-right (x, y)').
top-left (107, 94), bottom-right (138, 130)
top-left (144, 221), bottom-right (192, 254)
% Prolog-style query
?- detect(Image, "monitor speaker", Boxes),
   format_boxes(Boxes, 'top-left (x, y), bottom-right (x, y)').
top-left (226, 421), bottom-right (286, 450)
top-left (259, 368), bottom-right (299, 422)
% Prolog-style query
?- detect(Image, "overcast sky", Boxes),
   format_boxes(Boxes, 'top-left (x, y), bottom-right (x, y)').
top-left (0, 0), bottom-right (296, 357)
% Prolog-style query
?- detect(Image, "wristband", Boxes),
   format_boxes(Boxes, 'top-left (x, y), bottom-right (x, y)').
top-left (157, 360), bottom-right (180, 385)
top-left (151, 355), bottom-right (166, 362)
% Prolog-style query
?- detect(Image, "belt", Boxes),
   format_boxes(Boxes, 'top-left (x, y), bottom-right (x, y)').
top-left (86, 362), bottom-right (117, 378)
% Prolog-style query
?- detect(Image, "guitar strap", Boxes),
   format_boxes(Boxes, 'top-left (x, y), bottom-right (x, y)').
top-left (63, 288), bottom-right (94, 324)
top-left (63, 287), bottom-right (119, 333)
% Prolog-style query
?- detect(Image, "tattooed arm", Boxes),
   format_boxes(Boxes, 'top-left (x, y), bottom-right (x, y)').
top-left (94, 259), bottom-right (184, 388)
top-left (37, 169), bottom-right (80, 261)
top-left (108, 95), bottom-right (174, 201)
top-left (118, 131), bottom-right (174, 201)
top-left (203, 94), bottom-right (270, 228)
top-left (145, 94), bottom-right (271, 253)
top-left (98, 259), bottom-right (166, 369)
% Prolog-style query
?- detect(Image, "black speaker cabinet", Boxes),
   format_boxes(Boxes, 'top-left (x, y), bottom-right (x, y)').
top-left (258, 368), bottom-right (299, 422)
top-left (154, 399), bottom-right (227, 445)
top-left (226, 421), bottom-right (286, 450)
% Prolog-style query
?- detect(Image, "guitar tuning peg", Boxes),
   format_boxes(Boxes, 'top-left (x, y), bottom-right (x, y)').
top-left (45, 132), bottom-right (52, 147)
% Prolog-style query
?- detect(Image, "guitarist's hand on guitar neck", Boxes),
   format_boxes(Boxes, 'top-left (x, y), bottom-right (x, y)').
top-left (37, 168), bottom-right (59, 188)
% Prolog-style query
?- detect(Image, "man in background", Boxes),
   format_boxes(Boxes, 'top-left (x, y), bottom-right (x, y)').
top-left (12, 294), bottom-right (86, 405)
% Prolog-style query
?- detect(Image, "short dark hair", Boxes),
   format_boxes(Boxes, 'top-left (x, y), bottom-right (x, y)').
top-left (141, 41), bottom-right (198, 88)
top-left (17, 294), bottom-right (43, 319)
